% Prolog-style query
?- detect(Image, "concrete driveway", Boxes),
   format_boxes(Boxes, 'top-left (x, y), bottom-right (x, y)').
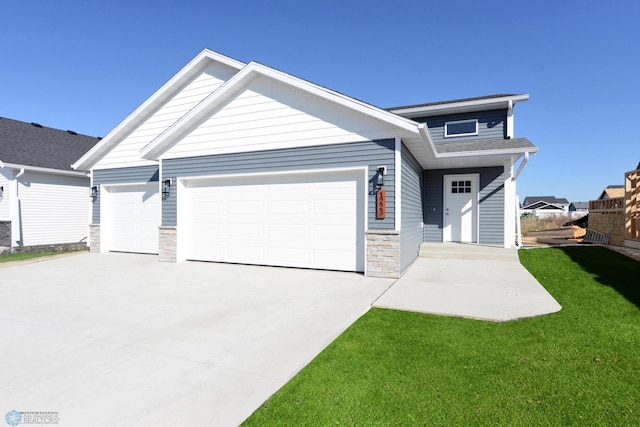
top-left (0, 252), bottom-right (394, 426)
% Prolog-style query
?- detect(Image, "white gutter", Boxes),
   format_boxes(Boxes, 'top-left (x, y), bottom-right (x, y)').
top-left (16, 167), bottom-right (25, 179)
top-left (0, 161), bottom-right (88, 177)
top-left (391, 94), bottom-right (530, 118)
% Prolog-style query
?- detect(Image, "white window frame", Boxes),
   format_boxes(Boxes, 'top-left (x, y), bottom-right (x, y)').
top-left (444, 119), bottom-right (478, 138)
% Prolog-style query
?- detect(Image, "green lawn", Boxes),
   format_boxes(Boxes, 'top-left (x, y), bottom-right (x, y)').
top-left (0, 251), bottom-right (78, 263)
top-left (243, 247), bottom-right (640, 426)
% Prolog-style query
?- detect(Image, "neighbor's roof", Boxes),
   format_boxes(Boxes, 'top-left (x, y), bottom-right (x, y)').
top-left (522, 196), bottom-right (570, 206)
top-left (0, 117), bottom-right (100, 171)
top-left (571, 202), bottom-right (589, 209)
top-left (598, 185), bottom-right (625, 200)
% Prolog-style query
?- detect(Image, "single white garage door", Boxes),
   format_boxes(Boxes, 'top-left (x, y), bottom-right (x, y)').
top-left (181, 170), bottom-right (365, 272)
top-left (104, 183), bottom-right (160, 254)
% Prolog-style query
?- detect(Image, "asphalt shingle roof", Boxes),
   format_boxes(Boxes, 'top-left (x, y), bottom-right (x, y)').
top-left (435, 137), bottom-right (535, 154)
top-left (0, 117), bottom-right (100, 171)
top-left (522, 196), bottom-right (570, 206)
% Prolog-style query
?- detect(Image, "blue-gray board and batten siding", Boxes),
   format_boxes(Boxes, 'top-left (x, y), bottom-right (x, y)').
top-left (91, 165), bottom-right (159, 224)
top-left (423, 167), bottom-right (505, 245)
top-left (416, 109), bottom-right (507, 144)
top-left (399, 143), bottom-right (424, 272)
top-left (161, 139), bottom-right (396, 230)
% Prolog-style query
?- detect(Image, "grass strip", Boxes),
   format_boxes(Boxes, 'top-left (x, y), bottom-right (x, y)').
top-left (0, 251), bottom-right (76, 263)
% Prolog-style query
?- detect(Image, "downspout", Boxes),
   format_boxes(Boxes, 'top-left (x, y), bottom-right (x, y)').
top-left (506, 100), bottom-right (514, 138)
top-left (14, 168), bottom-right (25, 249)
top-left (511, 154), bottom-right (528, 248)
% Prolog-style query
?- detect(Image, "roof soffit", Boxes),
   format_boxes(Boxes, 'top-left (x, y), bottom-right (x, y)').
top-left (72, 49), bottom-right (245, 170)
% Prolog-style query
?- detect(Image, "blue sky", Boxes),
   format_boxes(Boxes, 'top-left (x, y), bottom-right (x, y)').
top-left (1, 0), bottom-right (638, 203)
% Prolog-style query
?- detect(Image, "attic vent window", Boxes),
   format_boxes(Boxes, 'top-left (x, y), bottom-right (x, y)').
top-left (444, 119), bottom-right (478, 138)
top-left (31, 122), bottom-right (43, 128)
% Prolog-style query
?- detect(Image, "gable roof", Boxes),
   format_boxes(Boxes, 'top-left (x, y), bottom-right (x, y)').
top-left (522, 196), bottom-right (570, 208)
top-left (138, 60), bottom-right (421, 161)
top-left (72, 49), bottom-right (538, 171)
top-left (598, 185), bottom-right (624, 200)
top-left (0, 117), bottom-right (99, 173)
top-left (72, 49), bottom-right (245, 171)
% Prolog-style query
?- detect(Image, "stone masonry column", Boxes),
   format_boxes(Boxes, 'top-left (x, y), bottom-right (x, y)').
top-left (366, 230), bottom-right (401, 278)
top-left (89, 224), bottom-right (100, 253)
top-left (158, 226), bottom-right (177, 262)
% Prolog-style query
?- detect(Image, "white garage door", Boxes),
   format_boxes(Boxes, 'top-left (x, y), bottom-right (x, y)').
top-left (181, 170), bottom-right (365, 272)
top-left (104, 183), bottom-right (160, 254)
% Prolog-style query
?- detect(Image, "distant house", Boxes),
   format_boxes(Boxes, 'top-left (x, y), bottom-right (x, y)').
top-left (521, 196), bottom-right (570, 218)
top-left (598, 185), bottom-right (625, 200)
top-left (0, 118), bottom-right (99, 251)
top-left (569, 202), bottom-right (589, 214)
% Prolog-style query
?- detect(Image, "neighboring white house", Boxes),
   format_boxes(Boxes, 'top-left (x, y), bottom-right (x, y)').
top-left (520, 196), bottom-right (570, 218)
top-left (0, 117), bottom-right (99, 251)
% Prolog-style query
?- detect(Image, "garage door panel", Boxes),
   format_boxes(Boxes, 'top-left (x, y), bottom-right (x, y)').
top-left (106, 184), bottom-right (160, 254)
top-left (266, 224), bottom-right (309, 238)
top-left (183, 171), bottom-right (364, 272)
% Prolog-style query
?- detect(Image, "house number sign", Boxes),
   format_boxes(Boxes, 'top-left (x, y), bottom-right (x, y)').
top-left (376, 189), bottom-right (386, 219)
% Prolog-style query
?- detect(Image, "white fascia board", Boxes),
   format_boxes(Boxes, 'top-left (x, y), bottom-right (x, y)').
top-left (254, 64), bottom-right (420, 133)
top-left (0, 161), bottom-right (89, 177)
top-left (390, 94), bottom-right (530, 118)
top-left (140, 61), bottom-right (421, 161)
top-left (72, 49), bottom-right (245, 171)
top-left (417, 122), bottom-right (438, 157)
top-left (435, 146), bottom-right (539, 159)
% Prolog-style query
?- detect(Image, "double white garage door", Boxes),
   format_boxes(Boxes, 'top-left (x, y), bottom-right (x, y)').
top-left (104, 170), bottom-right (365, 272)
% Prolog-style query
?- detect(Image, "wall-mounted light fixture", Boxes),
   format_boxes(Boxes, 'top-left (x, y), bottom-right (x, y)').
top-left (375, 166), bottom-right (386, 189)
top-left (90, 186), bottom-right (98, 202)
top-left (162, 179), bottom-right (172, 200)
top-left (0, 186), bottom-right (3, 197)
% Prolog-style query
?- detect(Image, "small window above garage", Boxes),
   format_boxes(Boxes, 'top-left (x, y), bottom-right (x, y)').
top-left (444, 119), bottom-right (478, 138)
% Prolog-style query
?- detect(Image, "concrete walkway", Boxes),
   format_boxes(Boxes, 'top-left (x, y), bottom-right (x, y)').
top-left (374, 243), bottom-right (562, 322)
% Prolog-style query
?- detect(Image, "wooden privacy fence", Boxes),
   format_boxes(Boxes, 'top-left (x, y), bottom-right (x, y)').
top-left (626, 168), bottom-right (639, 242)
top-left (589, 198), bottom-right (624, 213)
top-left (588, 198), bottom-right (625, 245)
top-left (587, 166), bottom-right (640, 247)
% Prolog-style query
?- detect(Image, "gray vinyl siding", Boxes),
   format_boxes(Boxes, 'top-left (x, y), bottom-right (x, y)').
top-left (400, 143), bottom-right (424, 272)
top-left (416, 109), bottom-right (507, 144)
top-left (423, 167), bottom-right (504, 245)
top-left (91, 165), bottom-right (159, 224)
top-left (477, 168), bottom-right (505, 245)
top-left (161, 139), bottom-right (396, 229)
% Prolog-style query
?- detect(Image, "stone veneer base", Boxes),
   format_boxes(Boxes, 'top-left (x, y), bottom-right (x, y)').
top-left (159, 226), bottom-right (177, 262)
top-left (366, 230), bottom-right (401, 278)
top-left (89, 224), bottom-right (101, 253)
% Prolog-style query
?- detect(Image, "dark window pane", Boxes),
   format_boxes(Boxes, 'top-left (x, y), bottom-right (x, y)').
top-left (446, 120), bottom-right (477, 136)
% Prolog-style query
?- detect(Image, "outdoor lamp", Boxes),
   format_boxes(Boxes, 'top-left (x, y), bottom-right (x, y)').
top-left (90, 186), bottom-right (98, 201)
top-left (376, 166), bottom-right (386, 188)
top-left (162, 179), bottom-right (172, 199)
